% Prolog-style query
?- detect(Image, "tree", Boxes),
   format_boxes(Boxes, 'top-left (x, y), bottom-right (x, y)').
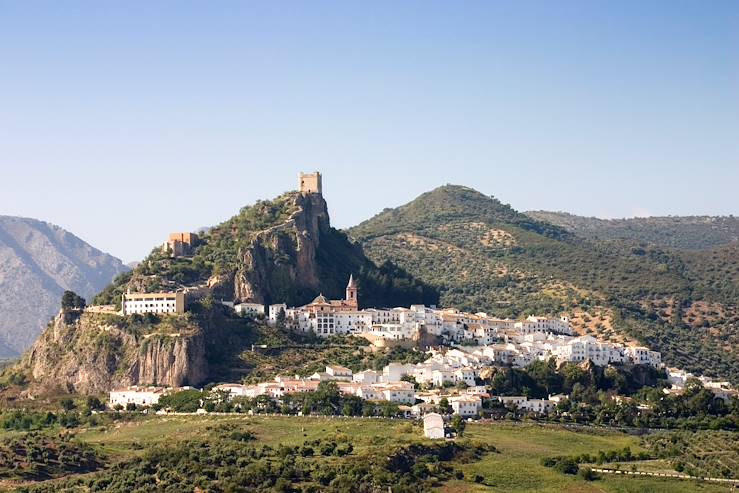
top-left (60, 398), bottom-right (76, 411)
top-left (276, 307), bottom-right (286, 327)
top-left (157, 389), bottom-right (204, 412)
top-left (61, 290), bottom-right (86, 310)
top-left (438, 397), bottom-right (451, 414)
top-left (553, 457), bottom-right (579, 475)
top-left (85, 396), bottom-right (104, 412)
top-left (451, 414), bottom-right (466, 436)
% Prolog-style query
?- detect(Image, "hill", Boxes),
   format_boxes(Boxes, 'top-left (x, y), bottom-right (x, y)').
top-left (526, 211), bottom-right (739, 250)
top-left (348, 185), bottom-right (739, 384)
top-left (0, 216), bottom-right (128, 358)
top-left (17, 187), bottom-right (437, 393)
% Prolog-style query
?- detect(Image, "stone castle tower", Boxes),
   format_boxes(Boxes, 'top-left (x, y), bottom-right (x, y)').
top-left (299, 171), bottom-right (322, 195)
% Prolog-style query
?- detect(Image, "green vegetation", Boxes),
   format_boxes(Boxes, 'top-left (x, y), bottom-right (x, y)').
top-left (0, 433), bottom-right (102, 481)
top-left (348, 185), bottom-right (739, 384)
top-left (60, 291), bottom-right (86, 311)
top-left (94, 190), bottom-right (437, 311)
top-left (0, 413), bottom-right (732, 492)
top-left (192, 308), bottom-right (428, 383)
top-left (526, 211), bottom-right (739, 251)
top-left (644, 431), bottom-right (739, 479)
top-left (485, 359), bottom-right (665, 400)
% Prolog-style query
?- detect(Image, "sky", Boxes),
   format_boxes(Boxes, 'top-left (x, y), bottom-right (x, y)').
top-left (1, 1), bottom-right (738, 263)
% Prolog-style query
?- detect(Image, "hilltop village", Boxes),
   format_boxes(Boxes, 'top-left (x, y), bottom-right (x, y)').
top-left (94, 173), bottom-right (736, 418)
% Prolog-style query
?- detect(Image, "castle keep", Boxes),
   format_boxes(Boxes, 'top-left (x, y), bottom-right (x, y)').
top-left (299, 171), bottom-right (322, 195)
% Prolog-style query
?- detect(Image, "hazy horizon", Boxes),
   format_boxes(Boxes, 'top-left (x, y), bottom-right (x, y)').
top-left (2, 1), bottom-right (737, 262)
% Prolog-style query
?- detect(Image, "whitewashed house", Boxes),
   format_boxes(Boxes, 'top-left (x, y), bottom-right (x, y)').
top-left (449, 395), bottom-right (482, 417)
top-left (109, 386), bottom-right (171, 408)
top-left (423, 413), bottom-right (445, 439)
top-left (353, 369), bottom-right (379, 384)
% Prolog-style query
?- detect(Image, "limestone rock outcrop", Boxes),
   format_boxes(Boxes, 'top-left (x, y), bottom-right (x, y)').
top-left (22, 310), bottom-right (207, 394)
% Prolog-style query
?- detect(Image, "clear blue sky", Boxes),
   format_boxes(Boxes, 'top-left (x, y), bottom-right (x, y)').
top-left (1, 1), bottom-right (737, 262)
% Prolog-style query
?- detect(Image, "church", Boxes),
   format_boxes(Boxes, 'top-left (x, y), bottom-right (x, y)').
top-left (304, 274), bottom-right (359, 314)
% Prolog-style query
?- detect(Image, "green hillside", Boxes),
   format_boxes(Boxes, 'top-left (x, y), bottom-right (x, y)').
top-left (95, 190), bottom-right (437, 310)
top-left (4, 414), bottom-right (734, 492)
top-left (526, 211), bottom-right (739, 251)
top-left (348, 186), bottom-right (739, 384)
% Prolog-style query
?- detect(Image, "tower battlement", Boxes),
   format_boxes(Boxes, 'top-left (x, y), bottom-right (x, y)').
top-left (299, 171), bottom-right (322, 195)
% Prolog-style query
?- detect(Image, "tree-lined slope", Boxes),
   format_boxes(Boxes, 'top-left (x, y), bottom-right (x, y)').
top-left (526, 211), bottom-right (739, 251)
top-left (349, 185), bottom-right (738, 383)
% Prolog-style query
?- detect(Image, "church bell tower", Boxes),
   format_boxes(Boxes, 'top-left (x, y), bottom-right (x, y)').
top-left (345, 274), bottom-right (358, 309)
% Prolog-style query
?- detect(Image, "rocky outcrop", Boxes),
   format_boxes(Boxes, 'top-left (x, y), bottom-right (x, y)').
top-left (233, 193), bottom-right (329, 305)
top-left (21, 310), bottom-right (207, 394)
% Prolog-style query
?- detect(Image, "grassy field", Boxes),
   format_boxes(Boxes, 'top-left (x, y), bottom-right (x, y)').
top-left (1, 416), bottom-right (736, 492)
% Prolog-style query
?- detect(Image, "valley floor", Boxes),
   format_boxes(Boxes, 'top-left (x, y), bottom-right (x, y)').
top-left (1, 415), bottom-right (735, 492)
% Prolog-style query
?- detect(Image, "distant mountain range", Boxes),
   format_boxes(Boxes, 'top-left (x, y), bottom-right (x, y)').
top-left (0, 216), bottom-right (129, 358)
top-left (525, 211), bottom-right (739, 251)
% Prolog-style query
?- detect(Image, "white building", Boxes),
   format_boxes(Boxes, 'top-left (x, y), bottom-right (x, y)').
top-left (353, 370), bottom-right (379, 384)
top-left (449, 395), bottom-right (482, 416)
top-left (383, 362), bottom-right (414, 383)
top-left (268, 304), bottom-right (288, 325)
top-left (515, 316), bottom-right (573, 336)
top-left (520, 399), bottom-right (557, 414)
top-left (423, 413), bottom-right (445, 439)
top-left (625, 346), bottom-right (662, 367)
top-left (375, 381), bottom-right (416, 404)
top-left (122, 292), bottom-right (185, 315)
top-left (109, 386), bottom-right (171, 408)
top-left (497, 396), bottom-right (527, 407)
top-left (334, 311), bottom-right (373, 334)
top-left (325, 365), bottom-right (353, 381)
top-left (235, 303), bottom-right (265, 316)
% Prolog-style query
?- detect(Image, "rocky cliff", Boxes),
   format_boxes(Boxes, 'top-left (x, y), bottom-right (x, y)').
top-left (22, 310), bottom-right (207, 394)
top-left (0, 216), bottom-right (129, 357)
top-left (230, 193), bottom-right (329, 305)
top-left (16, 186), bottom-right (437, 394)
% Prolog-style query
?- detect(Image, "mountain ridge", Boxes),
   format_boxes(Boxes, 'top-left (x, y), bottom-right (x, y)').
top-left (0, 216), bottom-right (129, 357)
top-left (526, 210), bottom-right (739, 251)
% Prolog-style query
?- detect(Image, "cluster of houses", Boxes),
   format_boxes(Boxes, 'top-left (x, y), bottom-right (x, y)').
top-left (109, 324), bottom-right (665, 418)
top-left (109, 363), bottom-right (564, 419)
top-left (665, 368), bottom-right (739, 401)
top-left (104, 268), bottom-right (661, 373)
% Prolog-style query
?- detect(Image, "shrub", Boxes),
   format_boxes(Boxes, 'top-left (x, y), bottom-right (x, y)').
top-left (579, 467), bottom-right (599, 481)
top-left (554, 458), bottom-right (579, 475)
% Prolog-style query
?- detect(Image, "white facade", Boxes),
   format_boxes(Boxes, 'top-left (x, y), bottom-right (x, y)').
top-left (625, 346), bottom-right (662, 367)
top-left (353, 370), bottom-right (379, 384)
top-left (334, 311), bottom-right (373, 334)
top-left (520, 399), bottom-right (556, 414)
top-left (449, 395), bottom-right (482, 416)
top-left (109, 386), bottom-right (170, 407)
top-left (122, 292), bottom-right (185, 315)
top-left (235, 303), bottom-right (265, 316)
top-left (268, 304), bottom-right (288, 325)
top-left (326, 365), bottom-right (353, 381)
top-left (423, 413), bottom-right (445, 439)
top-left (376, 382), bottom-right (415, 404)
